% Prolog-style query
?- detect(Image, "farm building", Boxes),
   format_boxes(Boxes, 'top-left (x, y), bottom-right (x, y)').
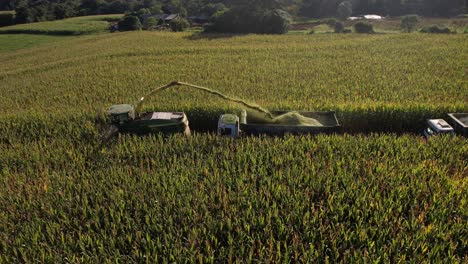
top-left (348, 14), bottom-right (384, 21)
top-left (140, 13), bottom-right (180, 26)
top-left (157, 14), bottom-right (180, 24)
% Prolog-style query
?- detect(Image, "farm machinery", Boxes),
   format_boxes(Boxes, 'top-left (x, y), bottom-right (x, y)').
top-left (106, 104), bottom-right (190, 136)
top-left (423, 113), bottom-right (468, 138)
top-left (104, 81), bottom-right (340, 139)
top-left (218, 110), bottom-right (340, 137)
top-left (105, 81), bottom-right (467, 139)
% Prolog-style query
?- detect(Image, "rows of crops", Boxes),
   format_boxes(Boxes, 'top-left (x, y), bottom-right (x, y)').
top-left (1, 32), bottom-right (466, 133)
top-left (1, 126), bottom-right (466, 262)
top-left (0, 29), bottom-right (467, 261)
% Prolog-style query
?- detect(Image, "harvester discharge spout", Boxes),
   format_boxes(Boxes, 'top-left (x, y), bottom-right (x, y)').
top-left (134, 81), bottom-right (273, 119)
top-left (105, 81), bottom-right (340, 139)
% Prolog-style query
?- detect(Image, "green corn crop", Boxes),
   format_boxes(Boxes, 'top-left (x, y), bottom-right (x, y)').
top-left (0, 29), bottom-right (467, 262)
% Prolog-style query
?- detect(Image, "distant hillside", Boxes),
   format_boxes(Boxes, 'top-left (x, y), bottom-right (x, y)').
top-left (0, 14), bottom-right (123, 35)
top-left (8, 0), bottom-right (468, 26)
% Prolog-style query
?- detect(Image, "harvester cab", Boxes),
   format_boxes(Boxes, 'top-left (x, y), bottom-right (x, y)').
top-left (107, 104), bottom-right (135, 125)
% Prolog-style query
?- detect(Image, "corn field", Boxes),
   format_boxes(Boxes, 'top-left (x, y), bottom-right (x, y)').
top-left (0, 31), bottom-right (467, 262)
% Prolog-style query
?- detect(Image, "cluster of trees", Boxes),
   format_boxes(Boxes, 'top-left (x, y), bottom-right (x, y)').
top-left (3, 0), bottom-right (466, 25)
top-left (1, 0), bottom-right (466, 34)
top-left (2, 0), bottom-right (229, 23)
top-left (206, 0), bottom-right (291, 34)
top-left (13, 0), bottom-right (77, 23)
top-left (117, 8), bottom-right (190, 31)
top-left (298, 0), bottom-right (466, 18)
top-left (7, 0), bottom-right (159, 23)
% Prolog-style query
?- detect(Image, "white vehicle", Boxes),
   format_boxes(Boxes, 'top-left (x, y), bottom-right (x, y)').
top-left (363, 14), bottom-right (383, 20)
top-left (423, 119), bottom-right (454, 138)
top-left (218, 114), bottom-right (240, 137)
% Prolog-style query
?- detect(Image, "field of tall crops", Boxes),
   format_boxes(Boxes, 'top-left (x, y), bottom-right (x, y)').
top-left (1, 130), bottom-right (467, 262)
top-left (0, 30), bottom-right (467, 261)
top-left (1, 31), bottom-right (466, 131)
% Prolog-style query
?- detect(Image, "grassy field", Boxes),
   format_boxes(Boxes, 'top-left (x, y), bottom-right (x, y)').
top-left (0, 18), bottom-right (467, 262)
top-left (0, 14), bottom-right (122, 53)
top-left (0, 14), bottom-right (122, 35)
top-left (0, 34), bottom-right (73, 52)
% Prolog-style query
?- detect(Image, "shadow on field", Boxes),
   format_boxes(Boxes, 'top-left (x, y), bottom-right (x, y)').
top-left (184, 32), bottom-right (245, 40)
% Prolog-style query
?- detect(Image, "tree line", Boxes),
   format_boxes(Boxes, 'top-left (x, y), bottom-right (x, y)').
top-left (0, 0), bottom-right (466, 24)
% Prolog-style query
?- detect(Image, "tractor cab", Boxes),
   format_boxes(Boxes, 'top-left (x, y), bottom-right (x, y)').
top-left (107, 104), bottom-right (190, 136)
top-left (423, 119), bottom-right (454, 138)
top-left (218, 114), bottom-right (240, 137)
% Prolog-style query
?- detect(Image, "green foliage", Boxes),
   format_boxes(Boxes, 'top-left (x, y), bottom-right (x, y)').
top-left (143, 16), bottom-right (158, 30)
top-left (325, 17), bottom-right (337, 27)
top-left (265, 9), bottom-right (291, 34)
top-left (354, 21), bottom-right (374, 33)
top-left (53, 3), bottom-right (78, 20)
top-left (170, 17), bottom-right (189, 32)
top-left (13, 0), bottom-right (79, 23)
top-left (15, 4), bottom-right (34, 24)
top-left (149, 3), bottom-right (163, 15)
top-left (420, 25), bottom-right (453, 34)
top-left (298, 0), bottom-right (466, 17)
top-left (206, 7), bottom-right (291, 34)
top-left (131, 8), bottom-right (151, 23)
top-left (118, 15), bottom-right (142, 31)
top-left (334, 21), bottom-right (344, 33)
top-left (337, 1), bottom-right (352, 21)
top-left (401, 15), bottom-right (419, 33)
top-left (201, 2), bottom-right (226, 17)
top-left (7, 0), bottom-right (467, 29)
top-left (165, 0), bottom-right (187, 17)
top-left (0, 10), bottom-right (15, 27)
top-left (5, 0), bottom-right (468, 28)
top-left (0, 123), bottom-right (466, 261)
